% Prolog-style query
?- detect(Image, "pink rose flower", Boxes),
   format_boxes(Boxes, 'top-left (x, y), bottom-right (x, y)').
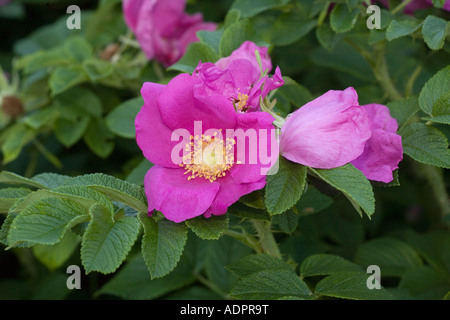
top-left (377, 0), bottom-right (450, 14)
top-left (351, 104), bottom-right (403, 183)
top-left (280, 88), bottom-right (372, 169)
top-left (123, 0), bottom-right (217, 67)
top-left (193, 41), bottom-right (284, 112)
top-left (135, 73), bottom-right (278, 223)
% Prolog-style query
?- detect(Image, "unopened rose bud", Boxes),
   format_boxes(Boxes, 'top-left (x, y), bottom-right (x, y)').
top-left (1, 95), bottom-right (24, 118)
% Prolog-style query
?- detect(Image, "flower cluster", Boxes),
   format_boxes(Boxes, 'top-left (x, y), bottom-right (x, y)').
top-left (377, 0), bottom-right (450, 14)
top-left (123, 0), bottom-right (217, 67)
top-left (135, 38), bottom-right (404, 223)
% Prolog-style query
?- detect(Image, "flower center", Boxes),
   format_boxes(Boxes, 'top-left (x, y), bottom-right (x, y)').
top-left (236, 92), bottom-right (249, 111)
top-left (181, 131), bottom-right (237, 182)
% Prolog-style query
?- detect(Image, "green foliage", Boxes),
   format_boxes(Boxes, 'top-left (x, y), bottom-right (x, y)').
top-left (264, 157), bottom-right (307, 215)
top-left (139, 213), bottom-right (188, 279)
top-left (310, 164), bottom-right (375, 218)
top-left (1, 0), bottom-right (449, 302)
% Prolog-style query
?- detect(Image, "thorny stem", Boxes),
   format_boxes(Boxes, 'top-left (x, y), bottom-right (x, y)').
top-left (405, 64), bottom-right (423, 97)
top-left (373, 44), bottom-right (403, 101)
top-left (251, 220), bottom-right (282, 259)
top-left (223, 229), bottom-right (262, 253)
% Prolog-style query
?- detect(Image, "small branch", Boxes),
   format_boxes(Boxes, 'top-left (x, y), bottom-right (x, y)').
top-left (251, 220), bottom-right (282, 259)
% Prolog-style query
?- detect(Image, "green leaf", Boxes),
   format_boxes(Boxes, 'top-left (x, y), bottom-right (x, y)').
top-left (404, 230), bottom-right (450, 277)
top-left (295, 186), bottom-right (333, 216)
top-left (275, 77), bottom-right (313, 108)
top-left (265, 157), bottom-right (307, 215)
top-left (17, 47), bottom-right (72, 74)
top-left (96, 253), bottom-right (196, 300)
top-left (0, 188), bottom-right (32, 213)
top-left (227, 201), bottom-right (271, 221)
top-left (168, 42), bottom-right (219, 73)
top-left (311, 164), bottom-right (375, 218)
top-left (230, 269), bottom-right (312, 300)
top-left (205, 236), bottom-right (252, 292)
top-left (419, 65), bottom-right (450, 118)
top-left (64, 36), bottom-right (93, 62)
top-left (54, 116), bottom-right (90, 148)
top-left (354, 237), bottom-right (423, 277)
top-left (54, 87), bottom-right (103, 119)
top-left (24, 106), bottom-right (59, 130)
top-left (275, 209), bottom-right (298, 234)
top-left (139, 213), bottom-right (188, 279)
top-left (83, 58), bottom-right (114, 82)
top-left (31, 172), bottom-right (73, 189)
top-left (316, 23), bottom-right (346, 51)
top-left (387, 96), bottom-right (420, 130)
top-left (0, 171), bottom-right (46, 189)
top-left (126, 158), bottom-right (153, 185)
top-left (83, 118), bottom-right (114, 158)
top-left (49, 65), bottom-right (88, 96)
top-left (253, 10), bottom-right (316, 46)
top-left (7, 197), bottom-right (89, 247)
top-left (300, 254), bottom-right (362, 277)
top-left (231, 0), bottom-right (290, 18)
top-left (185, 214), bottom-right (229, 240)
top-left (422, 15), bottom-right (449, 51)
top-left (32, 231), bottom-right (80, 270)
top-left (226, 253), bottom-right (294, 278)
top-left (219, 19), bottom-right (255, 57)
top-left (81, 204), bottom-right (140, 274)
top-left (1, 123), bottom-right (36, 164)
top-left (106, 96), bottom-right (143, 139)
top-left (68, 173), bottom-right (147, 213)
top-left (330, 3), bottom-right (360, 33)
top-left (431, 0), bottom-right (446, 8)
top-left (399, 266), bottom-right (450, 299)
top-left (11, 185), bottom-right (115, 214)
top-left (386, 18), bottom-right (422, 41)
top-left (314, 272), bottom-right (395, 300)
top-left (399, 123), bottom-right (450, 169)
top-left (196, 29), bottom-right (224, 53)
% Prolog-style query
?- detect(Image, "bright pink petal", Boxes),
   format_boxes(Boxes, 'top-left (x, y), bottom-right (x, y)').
top-left (158, 73), bottom-right (237, 132)
top-left (280, 88), bottom-right (372, 169)
top-left (216, 41), bottom-right (272, 74)
top-left (135, 82), bottom-right (180, 168)
top-left (230, 111), bottom-right (279, 183)
top-left (351, 104), bottom-right (403, 183)
top-left (205, 175), bottom-right (267, 217)
top-left (144, 165), bottom-right (220, 223)
top-left (122, 0), bottom-right (145, 31)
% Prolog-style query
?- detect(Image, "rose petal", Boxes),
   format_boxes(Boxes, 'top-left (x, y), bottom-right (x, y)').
top-left (351, 104), bottom-right (403, 183)
top-left (144, 165), bottom-right (220, 223)
top-left (135, 82), bottom-right (181, 168)
top-left (205, 175), bottom-right (267, 217)
top-left (280, 87), bottom-right (372, 169)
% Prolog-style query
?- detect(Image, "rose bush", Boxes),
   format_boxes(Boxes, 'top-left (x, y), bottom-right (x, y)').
top-left (0, 0), bottom-right (449, 302)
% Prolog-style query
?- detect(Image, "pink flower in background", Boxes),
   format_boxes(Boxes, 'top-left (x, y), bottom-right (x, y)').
top-left (351, 104), bottom-right (403, 183)
top-left (193, 41), bottom-right (284, 112)
top-left (280, 88), bottom-right (372, 169)
top-left (123, 0), bottom-right (217, 67)
top-left (135, 72), bottom-right (278, 223)
top-left (377, 0), bottom-right (450, 14)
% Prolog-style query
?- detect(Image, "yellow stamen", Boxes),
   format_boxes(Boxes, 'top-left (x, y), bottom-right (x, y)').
top-left (181, 131), bottom-right (237, 182)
